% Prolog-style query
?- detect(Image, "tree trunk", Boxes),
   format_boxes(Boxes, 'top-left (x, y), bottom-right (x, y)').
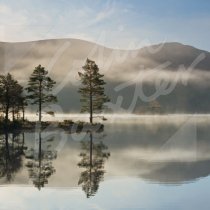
top-left (5, 104), bottom-right (9, 129)
top-left (89, 131), bottom-right (93, 197)
top-left (38, 81), bottom-right (42, 129)
top-left (39, 99), bottom-right (41, 124)
top-left (39, 131), bottom-right (41, 166)
top-left (38, 131), bottom-right (42, 191)
top-left (22, 132), bottom-right (25, 150)
top-left (90, 92), bottom-right (93, 124)
top-left (5, 87), bottom-right (10, 129)
top-left (89, 131), bottom-right (93, 167)
top-left (5, 132), bottom-right (10, 159)
top-left (12, 107), bottom-right (15, 122)
top-left (22, 106), bottom-right (25, 122)
top-left (89, 73), bottom-right (93, 124)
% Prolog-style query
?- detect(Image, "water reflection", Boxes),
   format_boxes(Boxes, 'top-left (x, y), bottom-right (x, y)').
top-left (1, 117), bottom-right (210, 189)
top-left (78, 131), bottom-right (110, 198)
top-left (25, 131), bottom-right (57, 190)
top-left (0, 132), bottom-right (25, 182)
top-left (1, 117), bottom-right (210, 210)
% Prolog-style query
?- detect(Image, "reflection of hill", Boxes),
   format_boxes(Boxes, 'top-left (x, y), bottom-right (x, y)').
top-left (139, 160), bottom-right (210, 184)
top-left (104, 119), bottom-right (210, 184)
top-left (1, 118), bottom-right (210, 187)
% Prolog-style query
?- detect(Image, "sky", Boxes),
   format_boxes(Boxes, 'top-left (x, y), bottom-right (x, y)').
top-left (0, 0), bottom-right (210, 50)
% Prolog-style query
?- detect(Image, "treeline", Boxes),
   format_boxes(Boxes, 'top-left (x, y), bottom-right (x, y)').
top-left (0, 65), bottom-right (56, 130)
top-left (0, 73), bottom-right (27, 127)
top-left (0, 58), bottom-right (109, 130)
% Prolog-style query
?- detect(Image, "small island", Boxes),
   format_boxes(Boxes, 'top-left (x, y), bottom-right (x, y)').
top-left (0, 59), bottom-right (109, 134)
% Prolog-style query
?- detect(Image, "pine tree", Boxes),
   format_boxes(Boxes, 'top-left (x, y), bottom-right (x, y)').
top-left (19, 97), bottom-right (28, 122)
top-left (11, 83), bottom-right (24, 121)
top-left (0, 73), bottom-right (23, 127)
top-left (78, 131), bottom-right (110, 198)
top-left (78, 58), bottom-right (109, 124)
top-left (26, 65), bottom-right (57, 125)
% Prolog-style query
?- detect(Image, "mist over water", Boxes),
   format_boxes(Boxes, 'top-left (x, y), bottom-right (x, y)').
top-left (1, 115), bottom-right (210, 209)
top-left (25, 112), bottom-right (210, 123)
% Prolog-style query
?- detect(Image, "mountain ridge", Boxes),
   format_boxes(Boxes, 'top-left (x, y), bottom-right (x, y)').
top-left (1, 39), bottom-right (210, 113)
top-left (1, 38), bottom-right (209, 53)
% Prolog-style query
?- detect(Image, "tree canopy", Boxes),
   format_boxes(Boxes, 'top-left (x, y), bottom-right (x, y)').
top-left (0, 73), bottom-right (24, 126)
top-left (26, 65), bottom-right (57, 123)
top-left (78, 58), bottom-right (109, 123)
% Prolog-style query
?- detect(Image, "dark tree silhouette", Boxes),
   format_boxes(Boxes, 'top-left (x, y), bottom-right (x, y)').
top-left (0, 73), bottom-right (24, 127)
top-left (78, 131), bottom-right (110, 198)
top-left (26, 65), bottom-right (57, 125)
top-left (78, 59), bottom-right (109, 124)
top-left (20, 97), bottom-right (28, 122)
top-left (25, 132), bottom-right (57, 190)
top-left (0, 132), bottom-right (25, 182)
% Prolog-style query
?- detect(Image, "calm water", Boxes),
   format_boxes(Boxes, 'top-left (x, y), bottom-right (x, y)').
top-left (1, 115), bottom-right (210, 210)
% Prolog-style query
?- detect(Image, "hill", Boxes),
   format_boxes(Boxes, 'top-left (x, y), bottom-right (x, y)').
top-left (0, 39), bottom-right (210, 113)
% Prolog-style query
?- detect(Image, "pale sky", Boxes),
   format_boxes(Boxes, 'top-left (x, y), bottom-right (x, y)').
top-left (0, 0), bottom-right (210, 50)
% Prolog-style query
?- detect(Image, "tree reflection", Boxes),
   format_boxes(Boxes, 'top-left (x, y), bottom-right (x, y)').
top-left (0, 131), bottom-right (25, 182)
top-left (78, 131), bottom-right (110, 198)
top-left (25, 131), bottom-right (57, 190)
